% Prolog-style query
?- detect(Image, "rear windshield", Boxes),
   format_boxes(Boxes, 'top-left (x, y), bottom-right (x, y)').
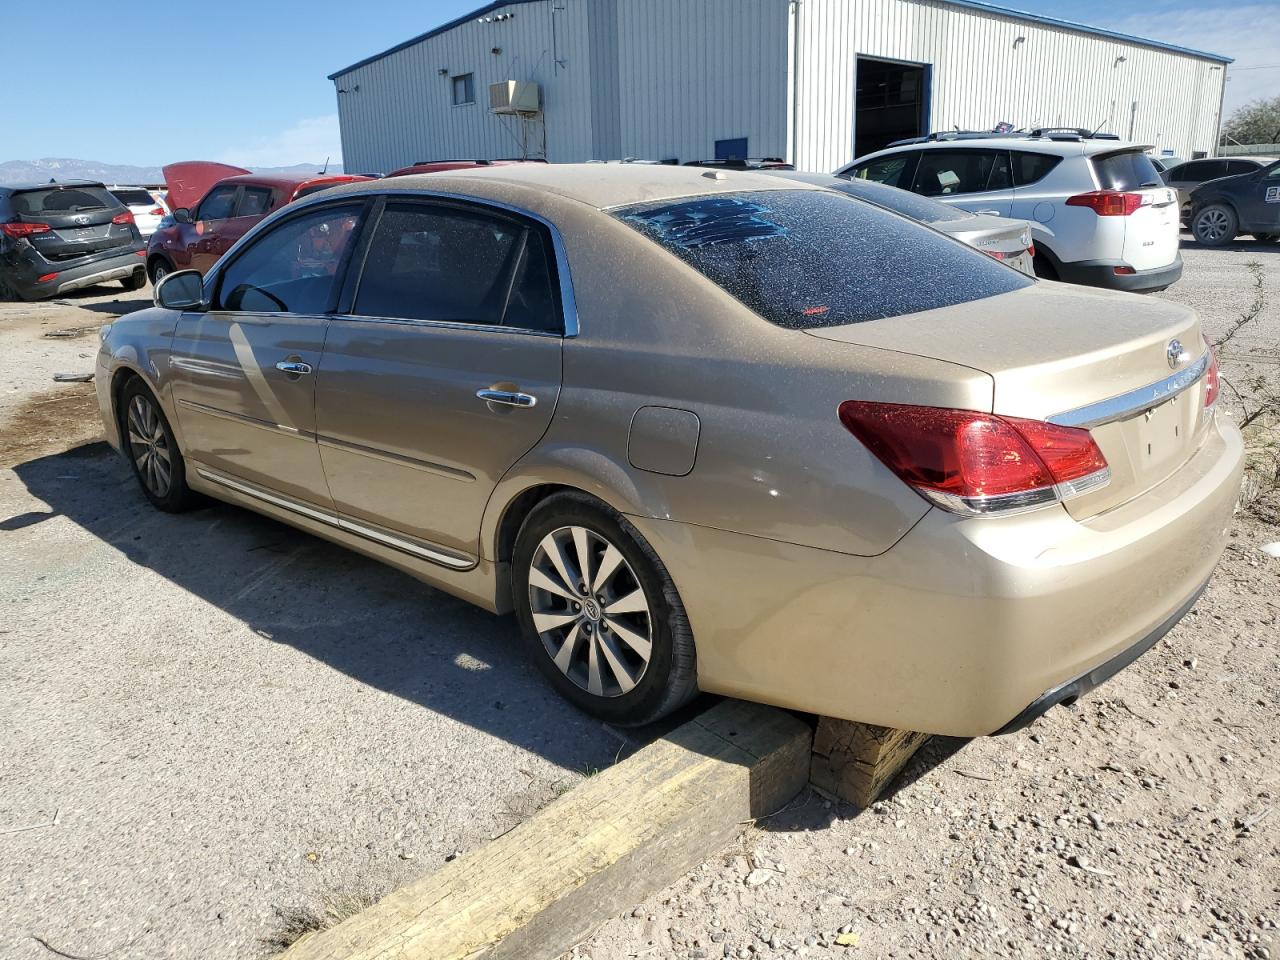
top-left (831, 178), bottom-right (972, 224)
top-left (110, 188), bottom-right (156, 206)
top-left (1092, 151), bottom-right (1162, 191)
top-left (614, 190), bottom-right (1031, 330)
top-left (12, 186), bottom-right (120, 215)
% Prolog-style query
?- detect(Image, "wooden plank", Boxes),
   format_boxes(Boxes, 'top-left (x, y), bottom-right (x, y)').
top-left (281, 700), bottom-right (811, 960)
top-left (809, 717), bottom-right (930, 808)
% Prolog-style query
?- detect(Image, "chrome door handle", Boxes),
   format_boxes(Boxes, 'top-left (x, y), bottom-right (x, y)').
top-left (476, 388), bottom-right (537, 408)
top-left (275, 361), bottom-right (313, 375)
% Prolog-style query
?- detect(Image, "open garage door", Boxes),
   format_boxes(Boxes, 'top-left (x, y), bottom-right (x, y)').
top-left (855, 58), bottom-right (929, 157)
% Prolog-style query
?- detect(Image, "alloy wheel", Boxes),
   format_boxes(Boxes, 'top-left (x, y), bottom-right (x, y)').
top-left (1196, 208), bottom-right (1231, 243)
top-left (127, 394), bottom-right (172, 498)
top-left (528, 525), bottom-right (653, 697)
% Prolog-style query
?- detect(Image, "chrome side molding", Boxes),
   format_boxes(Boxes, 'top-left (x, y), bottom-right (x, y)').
top-left (1048, 351), bottom-right (1210, 429)
top-left (195, 468), bottom-right (476, 570)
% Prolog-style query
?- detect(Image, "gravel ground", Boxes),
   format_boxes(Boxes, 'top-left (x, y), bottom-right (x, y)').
top-left (573, 238), bottom-right (1280, 960)
top-left (3, 240), bottom-right (1278, 960)
top-left (0, 287), bottom-right (621, 958)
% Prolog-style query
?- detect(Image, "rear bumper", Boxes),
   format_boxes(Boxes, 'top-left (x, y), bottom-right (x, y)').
top-left (1056, 253), bottom-right (1183, 292)
top-left (2, 245), bottom-right (145, 300)
top-left (630, 413), bottom-right (1243, 737)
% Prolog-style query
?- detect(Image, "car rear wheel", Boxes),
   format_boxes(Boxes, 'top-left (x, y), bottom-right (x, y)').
top-left (148, 258), bottom-right (173, 286)
top-left (119, 379), bottom-right (197, 512)
top-left (512, 493), bottom-right (698, 726)
top-left (121, 267), bottom-right (147, 291)
top-left (1192, 204), bottom-right (1238, 247)
top-left (1253, 233), bottom-right (1280, 243)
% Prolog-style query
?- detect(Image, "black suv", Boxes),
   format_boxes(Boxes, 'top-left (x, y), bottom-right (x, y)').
top-left (1189, 159), bottom-right (1280, 247)
top-left (0, 180), bottom-right (147, 301)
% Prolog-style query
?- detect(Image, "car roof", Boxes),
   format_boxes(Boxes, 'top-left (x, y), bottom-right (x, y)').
top-left (0, 179), bottom-right (107, 192)
top-left (319, 163), bottom-right (824, 210)
top-left (850, 136), bottom-right (1153, 167)
top-left (214, 173), bottom-right (369, 191)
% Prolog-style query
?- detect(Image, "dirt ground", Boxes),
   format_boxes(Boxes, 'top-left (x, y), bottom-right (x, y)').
top-left (1, 240), bottom-right (1278, 960)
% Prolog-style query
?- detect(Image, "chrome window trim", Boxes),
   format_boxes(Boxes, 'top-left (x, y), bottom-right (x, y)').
top-left (195, 467), bottom-right (476, 570)
top-left (1048, 351), bottom-right (1210, 429)
top-left (205, 188), bottom-right (580, 338)
top-left (325, 313), bottom-right (563, 339)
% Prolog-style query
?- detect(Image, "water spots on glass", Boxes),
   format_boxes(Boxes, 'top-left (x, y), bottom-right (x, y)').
top-left (615, 190), bottom-right (1032, 329)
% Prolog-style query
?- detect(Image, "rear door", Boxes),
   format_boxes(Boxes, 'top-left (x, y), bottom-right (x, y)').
top-left (910, 149), bottom-right (1015, 216)
top-left (1092, 149), bottom-right (1180, 271)
top-left (10, 185), bottom-right (136, 264)
top-left (315, 198), bottom-right (564, 561)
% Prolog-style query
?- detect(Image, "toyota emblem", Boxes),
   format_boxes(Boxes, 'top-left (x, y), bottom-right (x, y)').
top-left (1166, 339), bottom-right (1188, 369)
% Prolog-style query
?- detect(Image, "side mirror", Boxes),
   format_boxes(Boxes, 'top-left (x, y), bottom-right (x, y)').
top-left (173, 208), bottom-right (193, 224)
top-left (154, 270), bottom-right (206, 311)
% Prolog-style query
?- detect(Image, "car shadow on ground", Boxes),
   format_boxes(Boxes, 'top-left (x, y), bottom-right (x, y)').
top-left (1179, 234), bottom-right (1280, 254)
top-left (9, 441), bottom-right (638, 775)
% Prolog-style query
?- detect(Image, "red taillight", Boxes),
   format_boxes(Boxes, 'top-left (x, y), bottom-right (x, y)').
top-left (1, 221), bottom-right (51, 238)
top-left (112, 211), bottom-right (135, 225)
top-left (134, 250), bottom-right (147, 257)
top-left (1113, 265), bottom-right (1136, 276)
top-left (1203, 341), bottom-right (1219, 409)
top-left (838, 401), bottom-right (1110, 516)
top-left (1065, 191), bottom-right (1144, 216)
top-left (149, 206), bottom-right (164, 216)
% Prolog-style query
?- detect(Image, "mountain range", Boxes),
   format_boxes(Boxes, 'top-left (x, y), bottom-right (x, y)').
top-left (0, 158), bottom-right (344, 186)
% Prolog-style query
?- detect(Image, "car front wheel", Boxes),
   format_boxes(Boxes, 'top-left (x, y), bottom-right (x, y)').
top-left (148, 258), bottom-right (173, 286)
top-left (1192, 204), bottom-right (1238, 246)
top-left (119, 379), bottom-right (197, 512)
top-left (512, 493), bottom-right (698, 726)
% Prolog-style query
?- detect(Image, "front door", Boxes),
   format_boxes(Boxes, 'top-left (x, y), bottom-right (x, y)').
top-left (1241, 162), bottom-right (1280, 232)
top-left (315, 199), bottom-right (565, 560)
top-left (187, 183), bottom-right (241, 274)
top-left (169, 201), bottom-right (365, 507)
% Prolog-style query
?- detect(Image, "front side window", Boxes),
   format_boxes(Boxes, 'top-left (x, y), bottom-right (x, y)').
top-left (198, 185), bottom-right (238, 221)
top-left (452, 73), bottom-right (475, 105)
top-left (850, 153), bottom-right (918, 188)
top-left (1265, 162), bottom-right (1280, 180)
top-left (351, 203), bottom-right (560, 331)
top-left (912, 150), bottom-right (1010, 196)
top-left (615, 190), bottom-right (1030, 330)
top-left (215, 204), bottom-right (362, 314)
top-left (237, 186), bottom-right (273, 218)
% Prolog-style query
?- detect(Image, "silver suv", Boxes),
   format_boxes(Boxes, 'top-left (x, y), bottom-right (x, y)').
top-left (840, 134), bottom-right (1182, 293)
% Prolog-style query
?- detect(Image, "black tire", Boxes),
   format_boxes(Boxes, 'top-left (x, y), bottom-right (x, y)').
top-left (1192, 204), bottom-right (1238, 247)
top-left (0, 275), bottom-right (16, 302)
top-left (121, 267), bottom-right (147, 291)
top-left (1253, 233), bottom-right (1280, 243)
top-left (512, 492), bottom-right (698, 726)
top-left (118, 378), bottom-right (198, 512)
top-left (148, 257), bottom-right (173, 286)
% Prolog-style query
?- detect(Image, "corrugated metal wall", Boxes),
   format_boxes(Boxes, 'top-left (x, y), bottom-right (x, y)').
top-left (793, 0), bottom-right (1227, 171)
top-left (332, 1), bottom-right (594, 173)
top-left (331, 0), bottom-right (1226, 174)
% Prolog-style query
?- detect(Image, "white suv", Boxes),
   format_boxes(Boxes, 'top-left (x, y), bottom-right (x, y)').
top-left (839, 134), bottom-right (1182, 293)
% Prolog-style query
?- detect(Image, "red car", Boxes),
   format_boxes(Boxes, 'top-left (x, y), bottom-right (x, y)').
top-left (146, 161), bottom-right (371, 282)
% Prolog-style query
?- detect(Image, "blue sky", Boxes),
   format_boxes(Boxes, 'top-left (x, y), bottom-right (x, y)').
top-left (3, 0), bottom-right (1274, 166)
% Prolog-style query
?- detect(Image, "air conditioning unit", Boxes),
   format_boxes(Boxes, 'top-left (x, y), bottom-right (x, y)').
top-left (489, 80), bottom-right (541, 114)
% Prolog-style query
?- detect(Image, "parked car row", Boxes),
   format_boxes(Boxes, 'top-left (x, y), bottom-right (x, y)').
top-left (96, 163), bottom-right (1242, 735)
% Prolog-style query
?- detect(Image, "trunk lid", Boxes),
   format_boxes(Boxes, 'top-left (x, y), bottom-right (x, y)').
top-left (806, 283), bottom-right (1211, 519)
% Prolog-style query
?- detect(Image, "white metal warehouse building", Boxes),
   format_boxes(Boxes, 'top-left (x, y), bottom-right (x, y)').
top-left (329, 0), bottom-right (1231, 175)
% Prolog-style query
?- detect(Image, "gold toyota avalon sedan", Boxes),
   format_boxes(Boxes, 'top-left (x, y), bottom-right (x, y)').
top-left (95, 165), bottom-right (1243, 737)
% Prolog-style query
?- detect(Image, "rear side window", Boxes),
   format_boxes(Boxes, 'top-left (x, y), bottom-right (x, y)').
top-left (110, 188), bottom-right (156, 206)
top-left (216, 204), bottom-right (362, 313)
top-left (1092, 151), bottom-right (1162, 190)
top-left (1011, 152), bottom-right (1062, 187)
top-left (237, 187), bottom-right (273, 218)
top-left (850, 153), bottom-right (918, 188)
top-left (11, 186), bottom-right (119, 215)
top-left (912, 150), bottom-right (1011, 196)
top-left (351, 203), bottom-right (561, 332)
top-left (615, 191), bottom-right (1030, 330)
